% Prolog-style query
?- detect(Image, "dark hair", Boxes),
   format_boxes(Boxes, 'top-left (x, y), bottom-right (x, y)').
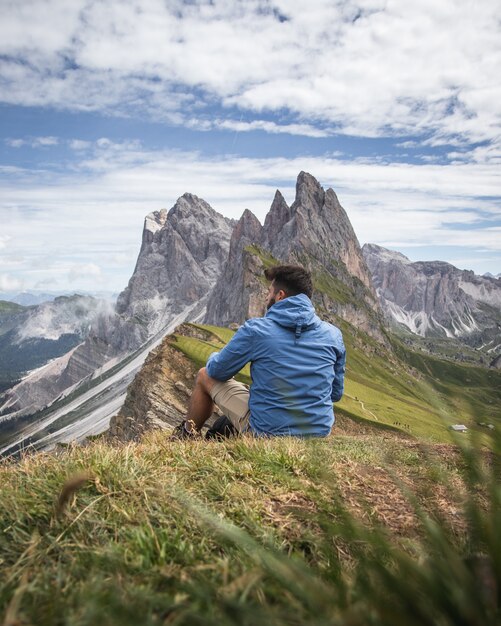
top-left (264, 265), bottom-right (313, 299)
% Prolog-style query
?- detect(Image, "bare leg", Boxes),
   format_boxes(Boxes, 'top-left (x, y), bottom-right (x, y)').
top-left (185, 367), bottom-right (217, 431)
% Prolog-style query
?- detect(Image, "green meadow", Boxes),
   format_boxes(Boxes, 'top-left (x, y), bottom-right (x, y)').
top-left (172, 324), bottom-right (501, 445)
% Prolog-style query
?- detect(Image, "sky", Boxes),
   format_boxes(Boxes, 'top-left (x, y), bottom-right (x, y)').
top-left (0, 0), bottom-right (500, 295)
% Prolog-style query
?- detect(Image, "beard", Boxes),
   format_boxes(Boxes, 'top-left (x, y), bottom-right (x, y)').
top-left (266, 296), bottom-right (276, 310)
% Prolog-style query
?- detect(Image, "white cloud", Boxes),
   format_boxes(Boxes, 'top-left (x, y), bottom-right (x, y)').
top-left (0, 274), bottom-right (23, 291)
top-left (6, 138), bottom-right (25, 148)
top-left (6, 136), bottom-right (59, 148)
top-left (0, 0), bottom-right (499, 148)
top-left (69, 139), bottom-right (92, 151)
top-left (188, 118), bottom-right (332, 138)
top-left (34, 277), bottom-right (59, 289)
top-left (69, 263), bottom-right (102, 282)
top-left (35, 136), bottom-right (58, 146)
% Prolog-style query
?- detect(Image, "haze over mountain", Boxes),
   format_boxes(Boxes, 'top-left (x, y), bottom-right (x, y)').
top-left (0, 291), bottom-right (118, 307)
top-left (0, 295), bottom-right (111, 393)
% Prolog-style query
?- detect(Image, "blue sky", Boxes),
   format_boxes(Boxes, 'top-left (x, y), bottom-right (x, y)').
top-left (1, 0), bottom-right (500, 294)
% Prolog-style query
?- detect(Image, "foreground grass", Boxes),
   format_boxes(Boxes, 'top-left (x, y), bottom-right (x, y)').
top-left (1, 429), bottom-right (499, 625)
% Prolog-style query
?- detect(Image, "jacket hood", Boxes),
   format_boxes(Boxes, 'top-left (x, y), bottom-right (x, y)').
top-left (265, 293), bottom-right (320, 339)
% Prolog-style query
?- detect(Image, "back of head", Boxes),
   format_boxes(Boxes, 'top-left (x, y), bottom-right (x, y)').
top-left (264, 265), bottom-right (313, 299)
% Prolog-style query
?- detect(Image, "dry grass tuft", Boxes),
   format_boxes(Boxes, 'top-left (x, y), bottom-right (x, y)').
top-left (55, 472), bottom-right (95, 517)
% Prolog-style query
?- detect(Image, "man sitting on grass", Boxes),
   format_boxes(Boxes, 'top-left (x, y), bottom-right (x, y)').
top-left (171, 264), bottom-right (346, 439)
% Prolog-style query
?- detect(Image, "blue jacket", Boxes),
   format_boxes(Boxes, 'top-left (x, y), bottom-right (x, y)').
top-left (206, 294), bottom-right (346, 437)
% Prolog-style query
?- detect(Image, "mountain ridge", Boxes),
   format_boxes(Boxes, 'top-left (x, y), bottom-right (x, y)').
top-left (363, 243), bottom-right (501, 361)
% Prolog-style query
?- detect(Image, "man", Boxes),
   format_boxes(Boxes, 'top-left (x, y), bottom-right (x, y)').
top-left (171, 264), bottom-right (346, 439)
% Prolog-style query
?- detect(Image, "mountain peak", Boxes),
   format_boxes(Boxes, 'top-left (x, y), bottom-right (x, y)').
top-left (229, 209), bottom-right (263, 254)
top-left (241, 207), bottom-right (261, 224)
top-left (144, 209), bottom-right (168, 234)
top-left (204, 208), bottom-right (264, 325)
top-left (262, 190), bottom-right (291, 247)
top-left (294, 171), bottom-right (325, 212)
top-left (363, 243), bottom-right (411, 265)
top-left (170, 193), bottom-right (215, 218)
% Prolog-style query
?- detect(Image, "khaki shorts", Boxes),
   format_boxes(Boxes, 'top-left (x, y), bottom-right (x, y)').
top-left (210, 379), bottom-right (251, 433)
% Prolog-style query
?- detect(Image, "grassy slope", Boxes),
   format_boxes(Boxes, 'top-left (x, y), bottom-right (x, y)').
top-left (0, 301), bottom-right (25, 314)
top-left (172, 324), bottom-right (501, 445)
top-left (0, 429), bottom-right (499, 626)
top-left (1, 325), bottom-right (500, 624)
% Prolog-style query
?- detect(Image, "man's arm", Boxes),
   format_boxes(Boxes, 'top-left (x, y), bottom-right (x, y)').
top-left (206, 322), bottom-right (254, 381)
top-left (331, 345), bottom-right (346, 402)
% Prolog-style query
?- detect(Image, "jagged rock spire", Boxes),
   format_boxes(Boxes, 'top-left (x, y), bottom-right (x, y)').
top-left (262, 172), bottom-right (374, 291)
top-left (205, 208), bottom-right (265, 325)
top-left (294, 171), bottom-right (325, 213)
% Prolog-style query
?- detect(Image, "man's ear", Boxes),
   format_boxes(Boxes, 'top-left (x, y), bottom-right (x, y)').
top-left (276, 289), bottom-right (287, 302)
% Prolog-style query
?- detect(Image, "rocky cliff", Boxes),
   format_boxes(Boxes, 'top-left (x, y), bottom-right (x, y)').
top-left (206, 172), bottom-right (385, 342)
top-left (363, 243), bottom-right (501, 355)
top-left (107, 325), bottom-right (200, 441)
top-left (0, 194), bottom-right (233, 422)
top-left (117, 194), bottom-right (234, 336)
top-left (205, 208), bottom-right (267, 325)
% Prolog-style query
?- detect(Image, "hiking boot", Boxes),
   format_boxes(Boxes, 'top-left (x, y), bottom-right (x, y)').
top-left (170, 419), bottom-right (200, 440)
top-left (205, 414), bottom-right (238, 440)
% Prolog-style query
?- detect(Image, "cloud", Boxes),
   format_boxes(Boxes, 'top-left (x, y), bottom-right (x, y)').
top-left (34, 277), bottom-right (59, 289)
top-left (35, 136), bottom-right (59, 146)
top-left (0, 274), bottom-right (24, 291)
top-left (0, 0), bottom-right (499, 148)
top-left (69, 139), bottom-right (92, 151)
top-left (6, 136), bottom-right (59, 148)
top-left (6, 138), bottom-right (25, 148)
top-left (188, 118), bottom-right (332, 138)
top-left (69, 263), bottom-right (102, 282)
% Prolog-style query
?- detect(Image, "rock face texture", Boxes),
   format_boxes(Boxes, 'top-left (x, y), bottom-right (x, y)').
top-left (363, 243), bottom-right (501, 354)
top-left (0, 195), bottom-right (233, 421)
top-left (205, 209), bottom-right (266, 325)
top-left (206, 171), bottom-right (385, 342)
top-left (265, 172), bottom-right (374, 291)
top-left (108, 324), bottom-right (223, 440)
top-left (117, 195), bottom-right (234, 337)
top-left (108, 333), bottom-right (196, 441)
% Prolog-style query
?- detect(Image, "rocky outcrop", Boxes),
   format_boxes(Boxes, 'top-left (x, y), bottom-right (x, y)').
top-left (117, 194), bottom-right (234, 336)
top-left (206, 171), bottom-right (385, 342)
top-left (107, 335), bottom-right (197, 441)
top-left (363, 243), bottom-right (501, 354)
top-left (107, 324), bottom-right (223, 440)
top-left (205, 209), bottom-right (267, 325)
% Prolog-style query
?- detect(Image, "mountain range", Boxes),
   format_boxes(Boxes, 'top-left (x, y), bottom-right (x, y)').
top-left (0, 172), bottom-right (500, 454)
top-left (363, 244), bottom-right (501, 361)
